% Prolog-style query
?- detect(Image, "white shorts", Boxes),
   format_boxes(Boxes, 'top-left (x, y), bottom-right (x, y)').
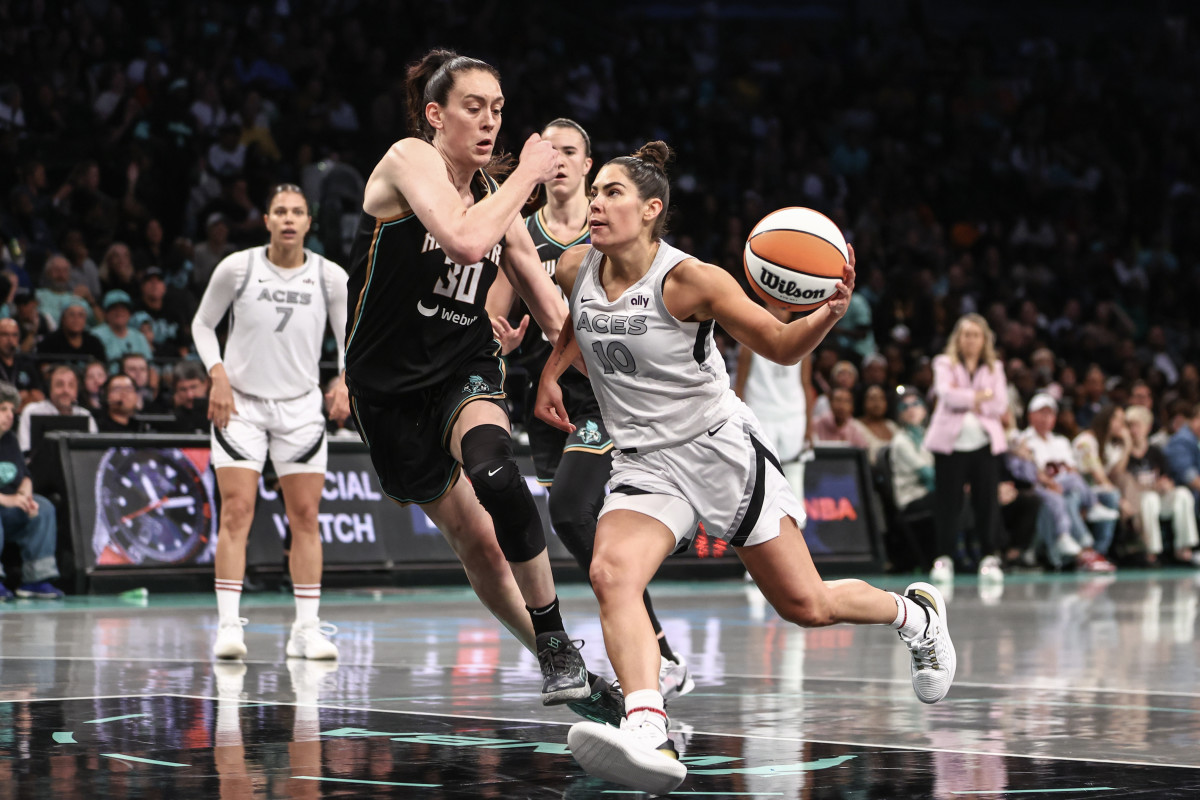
top-left (599, 406), bottom-right (806, 549)
top-left (210, 387), bottom-right (327, 476)
top-left (757, 415), bottom-right (806, 463)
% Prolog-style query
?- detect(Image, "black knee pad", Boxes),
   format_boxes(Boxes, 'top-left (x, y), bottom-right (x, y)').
top-left (549, 485), bottom-right (597, 572)
top-left (461, 424), bottom-right (546, 562)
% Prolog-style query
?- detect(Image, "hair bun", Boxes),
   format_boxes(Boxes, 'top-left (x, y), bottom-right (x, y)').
top-left (632, 141), bottom-right (672, 172)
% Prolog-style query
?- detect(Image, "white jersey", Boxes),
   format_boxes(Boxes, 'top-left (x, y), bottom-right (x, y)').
top-left (743, 354), bottom-right (805, 425)
top-left (193, 247), bottom-right (348, 400)
top-left (571, 242), bottom-right (740, 452)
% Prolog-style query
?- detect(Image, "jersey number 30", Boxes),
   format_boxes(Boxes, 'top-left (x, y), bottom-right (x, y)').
top-left (432, 258), bottom-right (483, 304)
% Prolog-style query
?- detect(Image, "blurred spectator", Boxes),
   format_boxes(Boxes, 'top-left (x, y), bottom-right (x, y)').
top-left (0, 381), bottom-right (63, 600)
top-left (12, 289), bottom-right (51, 352)
top-left (91, 290), bottom-right (153, 366)
top-left (96, 373), bottom-right (141, 433)
top-left (811, 386), bottom-right (869, 448)
top-left (132, 218), bottom-right (166, 274)
top-left (135, 267), bottom-right (195, 357)
top-left (890, 388), bottom-right (935, 517)
top-left (1166, 403), bottom-right (1200, 511)
top-left (118, 353), bottom-right (164, 412)
top-left (0, 318), bottom-right (44, 408)
top-left (170, 360), bottom-right (210, 433)
top-left (99, 242), bottom-right (140, 299)
top-left (1071, 405), bottom-right (1128, 558)
top-left (1122, 405), bottom-right (1200, 567)
top-left (812, 359), bottom-right (858, 419)
top-left (39, 301), bottom-right (108, 367)
top-left (60, 229), bottom-right (102, 301)
top-left (857, 384), bottom-right (897, 466)
top-left (1074, 365), bottom-right (1108, 430)
top-left (17, 365), bottom-right (98, 453)
top-left (37, 254), bottom-right (96, 327)
top-left (1017, 393), bottom-right (1118, 572)
top-left (924, 314), bottom-right (1008, 580)
top-left (81, 361), bottom-right (107, 413)
top-left (193, 213), bottom-right (234, 289)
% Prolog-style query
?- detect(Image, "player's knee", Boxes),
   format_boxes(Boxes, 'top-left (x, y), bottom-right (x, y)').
top-left (461, 424), bottom-right (545, 562)
top-left (588, 552), bottom-right (639, 604)
top-left (777, 592), bottom-right (835, 628)
top-left (284, 497), bottom-right (321, 528)
top-left (219, 496), bottom-right (256, 533)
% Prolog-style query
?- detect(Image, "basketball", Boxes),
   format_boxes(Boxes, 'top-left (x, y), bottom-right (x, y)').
top-left (743, 207), bottom-right (849, 312)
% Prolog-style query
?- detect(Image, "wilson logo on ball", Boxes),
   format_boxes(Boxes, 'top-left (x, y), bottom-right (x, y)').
top-left (758, 269), bottom-right (830, 300)
top-left (744, 207), bottom-right (848, 312)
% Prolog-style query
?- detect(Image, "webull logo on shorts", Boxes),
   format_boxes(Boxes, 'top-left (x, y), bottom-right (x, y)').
top-left (758, 268), bottom-right (829, 301)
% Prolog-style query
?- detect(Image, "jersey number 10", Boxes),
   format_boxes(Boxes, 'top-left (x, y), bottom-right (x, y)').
top-left (432, 257), bottom-right (483, 305)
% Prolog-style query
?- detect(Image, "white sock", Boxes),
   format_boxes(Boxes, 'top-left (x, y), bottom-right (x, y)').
top-left (624, 688), bottom-right (668, 735)
top-left (890, 593), bottom-right (927, 639)
top-left (294, 583), bottom-right (321, 624)
top-left (215, 579), bottom-right (242, 624)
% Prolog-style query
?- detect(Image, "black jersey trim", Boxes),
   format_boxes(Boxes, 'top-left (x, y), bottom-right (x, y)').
top-left (346, 214), bottom-right (414, 351)
top-left (692, 319), bottom-right (714, 366)
top-left (730, 434), bottom-right (770, 547)
top-left (532, 208), bottom-right (590, 248)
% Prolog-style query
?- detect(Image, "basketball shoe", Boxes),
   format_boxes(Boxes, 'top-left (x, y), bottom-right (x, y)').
top-left (286, 619), bottom-right (339, 660)
top-left (901, 581), bottom-right (956, 704)
top-left (536, 632), bottom-right (591, 704)
top-left (567, 675), bottom-right (625, 726)
top-left (213, 617), bottom-right (249, 659)
top-left (659, 655), bottom-right (695, 701)
top-left (568, 712), bottom-right (687, 796)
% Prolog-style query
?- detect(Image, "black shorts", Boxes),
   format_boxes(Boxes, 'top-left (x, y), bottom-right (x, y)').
top-left (525, 371), bottom-right (613, 485)
top-left (351, 348), bottom-right (507, 505)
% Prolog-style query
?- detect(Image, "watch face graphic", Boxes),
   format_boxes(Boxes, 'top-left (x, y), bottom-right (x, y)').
top-left (93, 447), bottom-right (216, 566)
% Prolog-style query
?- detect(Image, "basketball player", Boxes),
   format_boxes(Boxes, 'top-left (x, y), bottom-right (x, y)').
top-left (487, 118), bottom-right (693, 701)
top-left (343, 50), bottom-right (615, 721)
top-left (536, 142), bottom-right (956, 795)
top-left (194, 183), bottom-right (349, 661)
top-left (733, 303), bottom-right (816, 499)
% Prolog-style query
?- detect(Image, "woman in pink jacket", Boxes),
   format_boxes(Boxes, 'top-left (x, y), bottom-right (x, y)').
top-left (924, 313), bottom-right (1009, 580)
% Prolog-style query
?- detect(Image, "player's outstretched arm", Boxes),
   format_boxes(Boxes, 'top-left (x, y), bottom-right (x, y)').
top-left (375, 134), bottom-right (560, 266)
top-left (498, 216), bottom-right (565, 344)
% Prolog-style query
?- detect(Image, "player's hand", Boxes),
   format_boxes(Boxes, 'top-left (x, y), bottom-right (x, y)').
top-left (208, 369), bottom-right (236, 429)
top-left (519, 133), bottom-right (563, 185)
top-left (534, 376), bottom-right (574, 434)
top-left (491, 314), bottom-right (529, 356)
top-left (826, 244), bottom-right (855, 319)
top-left (325, 373), bottom-right (351, 424)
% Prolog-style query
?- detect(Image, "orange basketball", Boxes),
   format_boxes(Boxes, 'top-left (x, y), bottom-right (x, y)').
top-left (743, 207), bottom-right (849, 312)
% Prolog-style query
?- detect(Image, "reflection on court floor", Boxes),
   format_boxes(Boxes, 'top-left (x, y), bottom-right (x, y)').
top-left (2, 573), bottom-right (1199, 797)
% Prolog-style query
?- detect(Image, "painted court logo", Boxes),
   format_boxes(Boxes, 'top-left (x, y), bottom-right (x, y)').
top-left (576, 420), bottom-right (602, 445)
top-left (462, 375), bottom-right (491, 395)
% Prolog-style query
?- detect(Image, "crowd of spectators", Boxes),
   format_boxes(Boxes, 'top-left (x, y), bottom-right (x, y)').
top-left (2, 1), bottom-right (1200, 581)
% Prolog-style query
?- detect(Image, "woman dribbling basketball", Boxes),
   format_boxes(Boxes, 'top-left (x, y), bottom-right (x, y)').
top-left (535, 141), bottom-right (957, 795)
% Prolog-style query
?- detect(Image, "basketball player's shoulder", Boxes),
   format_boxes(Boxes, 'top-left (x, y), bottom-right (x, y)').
top-left (666, 254), bottom-right (727, 289)
top-left (211, 246), bottom-right (254, 280)
top-left (555, 244), bottom-right (591, 289)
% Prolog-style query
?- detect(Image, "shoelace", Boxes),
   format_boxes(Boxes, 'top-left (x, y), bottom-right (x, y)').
top-left (911, 636), bottom-right (941, 670)
top-left (304, 621), bottom-right (337, 638)
top-left (538, 638), bottom-right (584, 673)
top-left (220, 616), bottom-right (249, 629)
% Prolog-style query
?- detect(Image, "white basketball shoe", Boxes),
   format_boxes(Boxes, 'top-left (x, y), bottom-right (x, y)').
top-left (901, 581), bottom-right (956, 704)
top-left (286, 619), bottom-right (339, 660)
top-left (569, 714), bottom-right (687, 796)
top-left (213, 617), bottom-right (249, 660)
top-left (659, 655), bottom-right (695, 701)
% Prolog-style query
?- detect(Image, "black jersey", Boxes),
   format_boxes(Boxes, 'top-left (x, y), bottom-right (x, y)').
top-left (345, 170), bottom-right (504, 401)
top-left (508, 207), bottom-right (590, 373)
